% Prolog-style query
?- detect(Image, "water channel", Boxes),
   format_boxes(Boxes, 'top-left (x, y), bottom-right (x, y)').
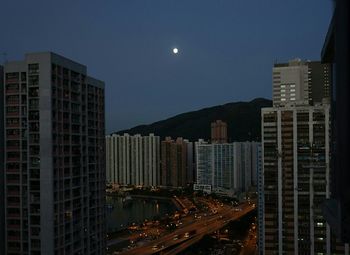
top-left (106, 195), bottom-right (176, 232)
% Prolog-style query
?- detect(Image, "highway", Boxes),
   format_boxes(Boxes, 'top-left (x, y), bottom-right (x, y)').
top-left (119, 202), bottom-right (256, 255)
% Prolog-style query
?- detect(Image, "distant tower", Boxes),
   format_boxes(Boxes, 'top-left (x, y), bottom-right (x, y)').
top-left (211, 120), bottom-right (227, 143)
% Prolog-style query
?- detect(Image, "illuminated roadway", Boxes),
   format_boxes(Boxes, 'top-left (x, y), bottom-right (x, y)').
top-left (119, 202), bottom-right (256, 255)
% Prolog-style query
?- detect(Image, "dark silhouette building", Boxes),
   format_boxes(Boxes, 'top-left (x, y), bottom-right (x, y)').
top-left (2, 52), bottom-right (106, 254)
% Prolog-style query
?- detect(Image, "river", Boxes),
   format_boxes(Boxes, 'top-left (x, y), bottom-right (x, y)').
top-left (106, 195), bottom-right (176, 232)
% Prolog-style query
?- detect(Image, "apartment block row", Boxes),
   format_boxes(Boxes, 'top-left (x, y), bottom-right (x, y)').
top-left (105, 133), bottom-right (160, 186)
top-left (105, 134), bottom-right (194, 188)
top-left (1, 52), bottom-right (106, 255)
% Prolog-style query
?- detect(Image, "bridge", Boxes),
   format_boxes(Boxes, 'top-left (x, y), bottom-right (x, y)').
top-left (119, 201), bottom-right (256, 255)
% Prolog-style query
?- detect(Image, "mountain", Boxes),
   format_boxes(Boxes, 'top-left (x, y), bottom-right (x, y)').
top-left (113, 98), bottom-right (272, 142)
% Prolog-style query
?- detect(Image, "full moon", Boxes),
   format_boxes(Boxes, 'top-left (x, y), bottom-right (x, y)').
top-left (173, 48), bottom-right (179, 54)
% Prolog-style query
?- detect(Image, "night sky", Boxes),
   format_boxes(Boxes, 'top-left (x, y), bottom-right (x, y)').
top-left (1, 0), bottom-right (333, 133)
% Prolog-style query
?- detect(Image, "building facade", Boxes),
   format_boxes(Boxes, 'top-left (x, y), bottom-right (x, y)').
top-left (105, 133), bottom-right (160, 187)
top-left (3, 52), bottom-right (106, 255)
top-left (211, 120), bottom-right (228, 143)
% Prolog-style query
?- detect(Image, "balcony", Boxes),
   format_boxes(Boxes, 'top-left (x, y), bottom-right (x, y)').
top-left (7, 190), bottom-right (20, 196)
top-left (6, 157), bottom-right (20, 162)
top-left (6, 146), bottom-right (20, 151)
top-left (6, 89), bottom-right (19, 95)
top-left (7, 224), bottom-right (21, 229)
top-left (6, 100), bottom-right (20, 106)
top-left (6, 112), bottom-right (20, 117)
top-left (6, 78), bottom-right (19, 83)
top-left (7, 235), bottom-right (21, 241)
top-left (7, 213), bottom-right (20, 218)
top-left (7, 201), bottom-right (20, 207)
top-left (6, 168), bottom-right (19, 173)
top-left (6, 123), bottom-right (20, 129)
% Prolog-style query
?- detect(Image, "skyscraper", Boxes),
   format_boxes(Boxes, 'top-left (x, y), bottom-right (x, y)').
top-left (3, 52), bottom-right (106, 255)
top-left (261, 59), bottom-right (348, 254)
top-left (0, 64), bottom-right (5, 255)
top-left (211, 120), bottom-right (228, 143)
top-left (105, 133), bottom-right (160, 187)
top-left (273, 59), bottom-right (332, 106)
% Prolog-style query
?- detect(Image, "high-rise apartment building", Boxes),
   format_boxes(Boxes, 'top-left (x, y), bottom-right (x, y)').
top-left (0, 65), bottom-right (5, 255)
top-left (261, 106), bottom-right (349, 254)
top-left (235, 142), bottom-right (254, 192)
top-left (251, 141), bottom-right (262, 186)
top-left (186, 141), bottom-right (194, 184)
top-left (261, 58), bottom-right (349, 254)
top-left (273, 59), bottom-right (332, 106)
top-left (161, 137), bottom-right (192, 187)
top-left (211, 120), bottom-right (228, 143)
top-left (195, 142), bottom-right (260, 196)
top-left (257, 142), bottom-right (264, 255)
top-left (105, 133), bottom-right (160, 187)
top-left (3, 52), bottom-right (106, 255)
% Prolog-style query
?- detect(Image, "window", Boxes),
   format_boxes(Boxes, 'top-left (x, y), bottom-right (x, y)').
top-left (6, 72), bottom-right (19, 83)
top-left (28, 63), bottom-right (39, 74)
top-left (21, 72), bottom-right (27, 82)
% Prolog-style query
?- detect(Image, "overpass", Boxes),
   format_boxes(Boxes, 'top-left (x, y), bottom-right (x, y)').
top-left (119, 202), bottom-right (256, 255)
